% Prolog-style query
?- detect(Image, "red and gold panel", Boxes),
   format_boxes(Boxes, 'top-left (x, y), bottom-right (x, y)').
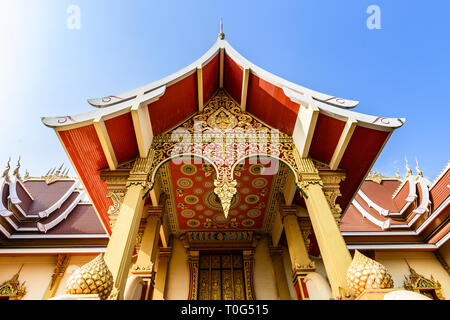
top-left (168, 158), bottom-right (279, 231)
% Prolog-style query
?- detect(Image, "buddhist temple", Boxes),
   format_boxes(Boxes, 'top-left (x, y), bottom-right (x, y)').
top-left (0, 27), bottom-right (448, 301)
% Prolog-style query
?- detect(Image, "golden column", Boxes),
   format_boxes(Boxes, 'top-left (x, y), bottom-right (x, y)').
top-left (152, 247), bottom-right (172, 300)
top-left (269, 246), bottom-right (292, 300)
top-left (131, 204), bottom-right (164, 299)
top-left (295, 155), bottom-right (352, 299)
top-left (280, 205), bottom-right (315, 300)
top-left (103, 155), bottom-right (154, 300)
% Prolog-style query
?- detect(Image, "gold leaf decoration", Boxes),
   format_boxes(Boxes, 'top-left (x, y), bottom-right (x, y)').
top-left (65, 254), bottom-right (114, 300)
top-left (346, 250), bottom-right (394, 297)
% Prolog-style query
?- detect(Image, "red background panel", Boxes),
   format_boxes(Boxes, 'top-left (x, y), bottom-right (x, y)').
top-left (309, 114), bottom-right (346, 164)
top-left (59, 125), bottom-right (112, 234)
top-left (246, 73), bottom-right (299, 135)
top-left (202, 54), bottom-right (219, 103)
top-left (148, 72), bottom-right (198, 135)
top-left (104, 112), bottom-right (138, 163)
top-left (338, 126), bottom-right (390, 214)
top-left (224, 53), bottom-right (243, 104)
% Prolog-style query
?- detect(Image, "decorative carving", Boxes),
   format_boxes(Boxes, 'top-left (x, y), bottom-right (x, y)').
top-left (346, 250), bottom-right (394, 298)
top-left (42, 163), bottom-right (70, 185)
top-left (242, 250), bottom-right (256, 300)
top-left (12, 156), bottom-right (21, 179)
top-left (49, 255), bottom-right (70, 290)
top-left (323, 189), bottom-right (343, 224)
top-left (187, 251), bottom-right (199, 300)
top-left (142, 89), bottom-right (305, 219)
top-left (106, 190), bottom-right (126, 230)
top-left (0, 265), bottom-right (26, 300)
top-left (403, 262), bottom-right (445, 300)
top-left (65, 254), bottom-right (114, 300)
top-left (2, 157), bottom-right (11, 182)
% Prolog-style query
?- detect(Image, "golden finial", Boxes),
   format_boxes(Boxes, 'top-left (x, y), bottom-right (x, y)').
top-left (218, 16), bottom-right (225, 40)
top-left (405, 156), bottom-right (412, 176)
top-left (2, 157), bottom-right (11, 180)
top-left (395, 169), bottom-right (400, 179)
top-left (56, 163), bottom-right (64, 175)
top-left (13, 156), bottom-right (21, 179)
top-left (24, 170), bottom-right (30, 179)
top-left (415, 158), bottom-right (423, 177)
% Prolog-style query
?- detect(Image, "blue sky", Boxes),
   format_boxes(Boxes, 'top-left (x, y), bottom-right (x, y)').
top-left (0, 0), bottom-right (448, 181)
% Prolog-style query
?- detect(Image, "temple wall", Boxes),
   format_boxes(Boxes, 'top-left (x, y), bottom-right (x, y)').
top-left (0, 255), bottom-right (55, 300)
top-left (253, 236), bottom-right (278, 300)
top-left (438, 240), bottom-right (450, 268)
top-left (375, 251), bottom-right (450, 299)
top-left (165, 236), bottom-right (189, 300)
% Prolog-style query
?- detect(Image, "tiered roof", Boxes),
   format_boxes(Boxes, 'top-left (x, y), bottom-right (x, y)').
top-left (0, 160), bottom-right (108, 254)
top-left (341, 161), bottom-right (450, 250)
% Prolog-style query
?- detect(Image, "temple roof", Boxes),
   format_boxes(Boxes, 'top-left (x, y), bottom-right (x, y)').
top-left (341, 161), bottom-right (450, 250)
top-left (0, 165), bottom-right (108, 254)
top-left (41, 35), bottom-right (406, 233)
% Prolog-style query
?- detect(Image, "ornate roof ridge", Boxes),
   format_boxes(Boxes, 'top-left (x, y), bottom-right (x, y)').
top-left (41, 38), bottom-right (405, 131)
top-left (429, 160), bottom-right (450, 190)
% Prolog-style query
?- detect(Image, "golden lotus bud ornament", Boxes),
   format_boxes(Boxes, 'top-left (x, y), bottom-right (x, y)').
top-left (65, 254), bottom-right (114, 300)
top-left (346, 250), bottom-right (394, 297)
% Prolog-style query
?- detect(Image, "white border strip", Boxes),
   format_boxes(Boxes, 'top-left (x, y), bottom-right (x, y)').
top-left (0, 247), bottom-right (107, 254)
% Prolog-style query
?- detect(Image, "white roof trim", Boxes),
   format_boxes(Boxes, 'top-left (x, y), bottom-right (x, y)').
top-left (358, 190), bottom-right (390, 216)
top-left (37, 191), bottom-right (83, 233)
top-left (283, 87), bottom-right (404, 131)
top-left (343, 196), bottom-right (449, 236)
top-left (0, 247), bottom-right (107, 254)
top-left (352, 198), bottom-right (391, 230)
top-left (429, 161), bottom-right (450, 190)
top-left (9, 233), bottom-right (109, 239)
top-left (0, 178), bottom-right (13, 217)
top-left (42, 38), bottom-right (405, 132)
top-left (38, 180), bottom-right (80, 218)
top-left (42, 86), bottom-right (166, 129)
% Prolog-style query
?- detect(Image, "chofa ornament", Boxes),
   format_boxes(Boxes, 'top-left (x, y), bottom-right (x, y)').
top-left (346, 250), bottom-right (394, 297)
top-left (65, 254), bottom-right (114, 300)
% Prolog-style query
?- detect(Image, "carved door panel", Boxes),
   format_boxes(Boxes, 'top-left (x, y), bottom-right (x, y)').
top-left (198, 254), bottom-right (246, 300)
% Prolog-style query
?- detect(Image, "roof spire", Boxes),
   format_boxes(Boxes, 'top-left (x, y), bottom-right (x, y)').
top-left (13, 156), bottom-right (21, 179)
top-left (415, 158), bottom-right (423, 177)
top-left (218, 16), bottom-right (225, 40)
top-left (405, 156), bottom-right (412, 177)
top-left (2, 157), bottom-right (11, 182)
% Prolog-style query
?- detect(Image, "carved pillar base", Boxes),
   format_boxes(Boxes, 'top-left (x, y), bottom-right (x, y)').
top-left (292, 267), bottom-right (315, 300)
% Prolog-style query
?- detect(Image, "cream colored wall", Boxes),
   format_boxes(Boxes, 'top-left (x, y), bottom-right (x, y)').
top-left (253, 235), bottom-right (278, 300)
top-left (55, 255), bottom-right (97, 297)
top-left (375, 251), bottom-right (450, 299)
top-left (0, 255), bottom-right (56, 300)
top-left (165, 237), bottom-right (189, 300)
top-left (438, 240), bottom-right (450, 268)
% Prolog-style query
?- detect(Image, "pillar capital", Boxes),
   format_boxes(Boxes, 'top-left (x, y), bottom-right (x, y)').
top-left (126, 154), bottom-right (154, 189)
